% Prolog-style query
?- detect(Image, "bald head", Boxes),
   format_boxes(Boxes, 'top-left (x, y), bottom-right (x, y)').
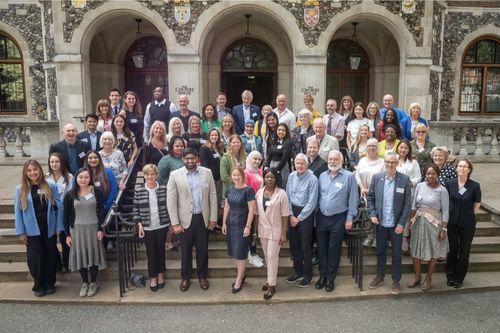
top-left (382, 94), bottom-right (394, 108)
top-left (62, 123), bottom-right (77, 144)
top-left (313, 118), bottom-right (326, 137)
top-left (276, 94), bottom-right (287, 111)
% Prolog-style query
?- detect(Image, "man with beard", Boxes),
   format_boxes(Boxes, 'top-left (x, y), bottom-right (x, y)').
top-left (315, 150), bottom-right (358, 292)
top-left (167, 148), bottom-right (218, 292)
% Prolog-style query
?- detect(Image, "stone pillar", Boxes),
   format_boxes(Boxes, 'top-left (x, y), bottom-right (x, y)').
top-left (293, 55), bottom-right (326, 115)
top-left (403, 58), bottom-right (433, 119)
top-left (168, 53), bottom-right (201, 113)
top-left (53, 54), bottom-right (86, 135)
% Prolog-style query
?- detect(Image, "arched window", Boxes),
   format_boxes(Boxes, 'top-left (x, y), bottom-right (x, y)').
top-left (0, 33), bottom-right (26, 114)
top-left (222, 38), bottom-right (277, 71)
top-left (460, 37), bottom-right (500, 114)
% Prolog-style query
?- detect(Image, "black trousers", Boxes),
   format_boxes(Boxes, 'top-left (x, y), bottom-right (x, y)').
top-left (447, 225), bottom-right (475, 284)
top-left (56, 231), bottom-right (70, 269)
top-left (144, 227), bottom-right (168, 278)
top-left (288, 205), bottom-right (314, 279)
top-left (26, 234), bottom-right (58, 292)
top-left (316, 211), bottom-right (347, 282)
top-left (180, 214), bottom-right (209, 280)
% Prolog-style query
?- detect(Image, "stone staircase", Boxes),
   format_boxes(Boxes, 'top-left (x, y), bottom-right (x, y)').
top-left (1, 200), bottom-right (500, 285)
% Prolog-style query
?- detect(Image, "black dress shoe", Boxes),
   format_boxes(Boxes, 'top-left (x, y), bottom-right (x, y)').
top-left (453, 281), bottom-right (463, 289)
top-left (315, 277), bottom-right (326, 290)
top-left (231, 282), bottom-right (243, 294)
top-left (158, 281), bottom-right (165, 289)
top-left (45, 286), bottom-right (57, 295)
top-left (150, 285), bottom-right (159, 292)
top-left (33, 290), bottom-right (46, 297)
top-left (262, 283), bottom-right (269, 291)
top-left (325, 280), bottom-right (335, 292)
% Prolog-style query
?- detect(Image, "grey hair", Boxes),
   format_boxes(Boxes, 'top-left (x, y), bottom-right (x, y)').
top-left (367, 138), bottom-right (379, 146)
top-left (241, 90), bottom-right (253, 99)
top-left (294, 153), bottom-right (309, 166)
top-left (328, 149), bottom-right (343, 160)
top-left (431, 146), bottom-right (449, 158)
top-left (385, 151), bottom-right (398, 161)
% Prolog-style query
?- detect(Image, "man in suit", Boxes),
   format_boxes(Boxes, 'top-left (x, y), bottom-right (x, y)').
top-left (366, 151), bottom-right (412, 295)
top-left (167, 147), bottom-right (218, 292)
top-left (232, 90), bottom-right (260, 134)
top-left (307, 118), bottom-right (339, 162)
top-left (49, 123), bottom-right (89, 174)
top-left (109, 88), bottom-right (122, 116)
top-left (215, 92), bottom-right (232, 122)
top-left (77, 114), bottom-right (102, 151)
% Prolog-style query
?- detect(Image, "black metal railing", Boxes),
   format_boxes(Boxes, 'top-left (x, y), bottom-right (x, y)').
top-left (345, 196), bottom-right (371, 291)
top-left (101, 148), bottom-right (143, 297)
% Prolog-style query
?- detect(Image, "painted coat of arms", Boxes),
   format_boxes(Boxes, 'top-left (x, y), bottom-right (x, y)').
top-left (304, 0), bottom-right (320, 28)
top-left (402, 0), bottom-right (416, 14)
top-left (174, 0), bottom-right (191, 25)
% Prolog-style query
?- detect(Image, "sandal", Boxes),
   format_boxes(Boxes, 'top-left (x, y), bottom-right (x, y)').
top-left (407, 276), bottom-right (421, 288)
top-left (421, 280), bottom-right (432, 291)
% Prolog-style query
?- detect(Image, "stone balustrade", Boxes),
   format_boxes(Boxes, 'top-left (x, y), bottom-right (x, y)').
top-left (429, 121), bottom-right (500, 162)
top-left (0, 119), bottom-right (60, 160)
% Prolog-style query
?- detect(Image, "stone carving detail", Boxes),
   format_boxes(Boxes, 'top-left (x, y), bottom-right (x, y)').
top-left (0, 3), bottom-right (47, 119)
top-left (374, 0), bottom-right (425, 47)
top-left (439, 11), bottom-right (500, 120)
top-left (62, 0), bottom-right (106, 43)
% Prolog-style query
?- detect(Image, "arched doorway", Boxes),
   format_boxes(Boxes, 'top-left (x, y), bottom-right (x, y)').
top-left (326, 39), bottom-right (369, 105)
top-left (221, 38), bottom-right (277, 108)
top-left (125, 36), bottom-right (168, 107)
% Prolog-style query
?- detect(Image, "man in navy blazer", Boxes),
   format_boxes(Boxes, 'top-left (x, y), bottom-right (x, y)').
top-left (232, 90), bottom-right (260, 134)
top-left (366, 151), bottom-right (412, 294)
top-left (49, 123), bottom-right (89, 174)
top-left (76, 114), bottom-right (102, 151)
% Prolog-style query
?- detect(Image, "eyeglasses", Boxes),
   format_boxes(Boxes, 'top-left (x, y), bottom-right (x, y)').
top-left (384, 161), bottom-right (398, 165)
top-left (366, 145), bottom-right (377, 148)
top-left (415, 131), bottom-right (426, 134)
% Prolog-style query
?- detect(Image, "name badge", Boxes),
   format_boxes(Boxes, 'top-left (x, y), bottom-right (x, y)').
top-left (202, 183), bottom-right (209, 189)
top-left (130, 119), bottom-right (138, 124)
top-left (247, 139), bottom-right (254, 144)
top-left (252, 113), bottom-right (258, 117)
top-left (78, 152), bottom-right (85, 158)
top-left (324, 147), bottom-right (330, 152)
top-left (213, 152), bottom-right (220, 159)
top-left (418, 147), bottom-right (425, 153)
top-left (94, 181), bottom-right (101, 187)
top-left (459, 187), bottom-right (467, 195)
top-left (200, 139), bottom-right (206, 144)
top-left (335, 182), bottom-right (343, 189)
top-left (277, 145), bottom-right (282, 149)
top-left (81, 138), bottom-right (88, 142)
top-left (84, 193), bottom-right (94, 200)
top-left (37, 189), bottom-right (42, 195)
top-left (265, 200), bottom-right (271, 207)
top-left (396, 187), bottom-right (404, 194)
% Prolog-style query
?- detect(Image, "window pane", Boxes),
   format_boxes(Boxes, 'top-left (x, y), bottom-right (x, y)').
top-left (496, 42), bottom-right (500, 64)
top-left (477, 40), bottom-right (495, 64)
top-left (343, 75), bottom-right (366, 105)
top-left (464, 43), bottom-right (476, 63)
top-left (0, 37), bottom-right (5, 59)
top-left (326, 74), bottom-right (341, 100)
top-left (460, 67), bottom-right (482, 113)
top-left (6, 38), bottom-right (20, 59)
top-left (0, 63), bottom-right (24, 112)
top-left (485, 67), bottom-right (500, 113)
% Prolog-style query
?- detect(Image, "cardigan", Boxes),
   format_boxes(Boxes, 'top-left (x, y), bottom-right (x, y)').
top-left (63, 186), bottom-right (105, 234)
top-left (445, 178), bottom-right (481, 228)
top-left (14, 182), bottom-right (63, 237)
top-left (132, 184), bottom-right (170, 227)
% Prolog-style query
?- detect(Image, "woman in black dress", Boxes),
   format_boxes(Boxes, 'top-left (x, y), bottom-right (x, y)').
top-left (445, 158), bottom-right (481, 288)
top-left (119, 90), bottom-right (144, 148)
top-left (182, 115), bottom-right (205, 154)
top-left (265, 123), bottom-right (293, 188)
top-left (222, 166), bottom-right (256, 293)
top-left (143, 120), bottom-right (168, 165)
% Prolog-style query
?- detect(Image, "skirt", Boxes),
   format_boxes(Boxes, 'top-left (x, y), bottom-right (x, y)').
top-left (69, 223), bottom-right (107, 271)
top-left (226, 211), bottom-right (250, 260)
top-left (410, 213), bottom-right (448, 261)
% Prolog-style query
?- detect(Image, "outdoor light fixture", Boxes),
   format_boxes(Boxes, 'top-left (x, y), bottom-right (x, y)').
top-left (131, 18), bottom-right (145, 69)
top-left (241, 14), bottom-right (257, 69)
top-left (349, 22), bottom-right (362, 70)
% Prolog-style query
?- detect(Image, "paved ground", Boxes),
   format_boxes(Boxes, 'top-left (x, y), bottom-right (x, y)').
top-left (0, 290), bottom-right (498, 332)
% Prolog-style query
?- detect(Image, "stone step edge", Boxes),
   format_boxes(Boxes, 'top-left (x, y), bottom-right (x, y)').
top-left (1, 272), bottom-right (499, 306)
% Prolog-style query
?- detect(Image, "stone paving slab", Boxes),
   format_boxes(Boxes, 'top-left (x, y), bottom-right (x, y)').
top-left (1, 272), bottom-right (500, 305)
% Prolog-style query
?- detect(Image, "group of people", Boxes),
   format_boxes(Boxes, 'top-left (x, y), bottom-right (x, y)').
top-left (14, 86), bottom-right (482, 300)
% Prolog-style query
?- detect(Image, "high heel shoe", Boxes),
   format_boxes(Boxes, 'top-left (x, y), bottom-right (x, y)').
top-left (262, 283), bottom-right (269, 291)
top-left (263, 285), bottom-right (275, 300)
top-left (231, 276), bottom-right (246, 294)
top-left (158, 281), bottom-right (165, 289)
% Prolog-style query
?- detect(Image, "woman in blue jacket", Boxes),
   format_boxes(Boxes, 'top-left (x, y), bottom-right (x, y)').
top-left (14, 160), bottom-right (63, 297)
top-left (83, 151), bottom-right (117, 215)
top-left (400, 102), bottom-right (428, 141)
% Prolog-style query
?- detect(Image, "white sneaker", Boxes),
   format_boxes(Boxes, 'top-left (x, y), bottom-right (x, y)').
top-left (87, 282), bottom-right (99, 297)
top-left (79, 283), bottom-right (89, 297)
top-left (248, 253), bottom-right (264, 267)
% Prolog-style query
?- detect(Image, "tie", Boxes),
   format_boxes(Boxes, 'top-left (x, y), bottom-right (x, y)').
top-left (327, 116), bottom-right (333, 136)
top-left (113, 106), bottom-right (118, 115)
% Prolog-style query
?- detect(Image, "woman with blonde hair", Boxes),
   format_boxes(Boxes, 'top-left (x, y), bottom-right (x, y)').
top-left (254, 104), bottom-right (273, 139)
top-left (99, 131), bottom-right (127, 190)
top-left (432, 146), bottom-right (457, 186)
top-left (182, 115), bottom-right (205, 154)
top-left (366, 101), bottom-right (381, 131)
top-left (14, 160), bottom-right (63, 297)
top-left (143, 120), bottom-right (168, 166)
top-left (220, 114), bottom-right (236, 149)
top-left (221, 134), bottom-right (247, 198)
top-left (400, 102), bottom-right (428, 140)
top-left (349, 124), bottom-right (371, 169)
top-left (167, 117), bottom-right (185, 142)
top-left (95, 99), bottom-right (112, 132)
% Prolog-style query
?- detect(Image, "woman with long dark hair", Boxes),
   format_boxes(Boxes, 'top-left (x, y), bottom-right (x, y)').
top-left (119, 90), bottom-right (144, 147)
top-left (83, 150), bottom-right (117, 214)
top-left (64, 168), bottom-right (107, 297)
top-left (265, 123), bottom-right (293, 187)
top-left (14, 160), bottom-right (63, 297)
top-left (376, 109), bottom-right (402, 141)
top-left (111, 114), bottom-right (138, 166)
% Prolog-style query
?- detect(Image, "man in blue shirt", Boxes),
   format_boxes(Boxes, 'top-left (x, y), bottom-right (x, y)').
top-left (286, 153), bottom-right (318, 287)
top-left (366, 152), bottom-right (412, 295)
top-left (316, 150), bottom-right (358, 292)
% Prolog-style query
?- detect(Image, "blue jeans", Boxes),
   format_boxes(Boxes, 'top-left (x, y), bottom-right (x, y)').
top-left (316, 211), bottom-right (347, 282)
top-left (376, 225), bottom-right (403, 282)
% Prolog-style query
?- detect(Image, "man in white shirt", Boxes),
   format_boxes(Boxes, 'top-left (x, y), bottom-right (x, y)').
top-left (273, 94), bottom-right (296, 130)
top-left (143, 87), bottom-right (178, 142)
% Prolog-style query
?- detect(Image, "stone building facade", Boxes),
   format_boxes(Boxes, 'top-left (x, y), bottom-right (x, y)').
top-left (0, 0), bottom-right (499, 155)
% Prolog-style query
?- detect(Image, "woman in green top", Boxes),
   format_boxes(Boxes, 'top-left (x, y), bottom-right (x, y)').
top-left (220, 134), bottom-right (247, 200)
top-left (410, 123), bottom-right (436, 179)
top-left (201, 103), bottom-right (220, 133)
top-left (157, 136), bottom-right (185, 185)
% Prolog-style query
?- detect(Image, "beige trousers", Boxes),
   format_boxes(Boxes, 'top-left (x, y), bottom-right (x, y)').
top-left (260, 237), bottom-right (281, 286)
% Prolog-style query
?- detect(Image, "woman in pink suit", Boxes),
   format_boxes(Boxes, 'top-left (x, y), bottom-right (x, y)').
top-left (253, 168), bottom-right (289, 300)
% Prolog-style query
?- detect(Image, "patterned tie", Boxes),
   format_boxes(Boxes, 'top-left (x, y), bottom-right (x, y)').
top-left (113, 106), bottom-right (118, 116)
top-left (327, 115), bottom-right (333, 136)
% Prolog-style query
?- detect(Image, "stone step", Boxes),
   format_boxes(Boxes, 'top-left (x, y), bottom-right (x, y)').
top-left (1, 271), bottom-right (500, 305)
top-left (3, 236), bottom-right (500, 263)
top-left (0, 201), bottom-right (14, 214)
top-left (1, 253), bottom-right (499, 282)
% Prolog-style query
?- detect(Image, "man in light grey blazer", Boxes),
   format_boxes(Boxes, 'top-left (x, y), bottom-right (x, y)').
top-left (366, 151), bottom-right (412, 295)
top-left (167, 147), bottom-right (218, 292)
top-left (308, 118), bottom-right (339, 162)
